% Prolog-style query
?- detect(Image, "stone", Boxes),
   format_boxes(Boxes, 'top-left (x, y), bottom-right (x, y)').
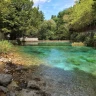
top-left (18, 89), bottom-right (37, 96)
top-left (18, 80), bottom-right (27, 89)
top-left (18, 89), bottom-right (51, 96)
top-left (6, 91), bottom-right (16, 96)
top-left (27, 80), bottom-right (40, 90)
top-left (0, 91), bottom-right (6, 96)
top-left (0, 58), bottom-right (9, 63)
top-left (0, 86), bottom-right (8, 93)
top-left (0, 74), bottom-right (12, 86)
top-left (7, 81), bottom-right (18, 91)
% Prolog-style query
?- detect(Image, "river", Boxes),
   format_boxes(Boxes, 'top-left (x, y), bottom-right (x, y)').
top-left (18, 42), bottom-right (96, 96)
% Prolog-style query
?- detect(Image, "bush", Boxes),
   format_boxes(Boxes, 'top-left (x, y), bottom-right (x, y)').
top-left (0, 40), bottom-right (13, 54)
top-left (75, 33), bottom-right (86, 42)
top-left (72, 42), bottom-right (85, 46)
top-left (70, 32), bottom-right (78, 41)
top-left (94, 33), bottom-right (96, 41)
top-left (84, 37), bottom-right (94, 46)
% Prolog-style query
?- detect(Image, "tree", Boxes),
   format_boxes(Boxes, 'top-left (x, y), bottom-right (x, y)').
top-left (39, 20), bottom-right (56, 40)
top-left (69, 0), bottom-right (94, 30)
top-left (0, 0), bottom-right (11, 33)
top-left (0, 0), bottom-right (44, 39)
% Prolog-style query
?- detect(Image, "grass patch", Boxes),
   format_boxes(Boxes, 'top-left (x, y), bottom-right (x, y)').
top-left (0, 40), bottom-right (13, 54)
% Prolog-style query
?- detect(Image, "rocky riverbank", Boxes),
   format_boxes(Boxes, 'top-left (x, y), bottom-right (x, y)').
top-left (0, 53), bottom-right (96, 96)
top-left (0, 62), bottom-right (51, 96)
top-left (0, 53), bottom-right (51, 96)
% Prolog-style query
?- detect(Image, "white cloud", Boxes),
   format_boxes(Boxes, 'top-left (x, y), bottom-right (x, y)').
top-left (32, 0), bottom-right (51, 4)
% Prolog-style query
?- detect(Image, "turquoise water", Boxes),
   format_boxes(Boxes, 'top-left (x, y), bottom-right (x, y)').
top-left (19, 42), bottom-right (96, 76)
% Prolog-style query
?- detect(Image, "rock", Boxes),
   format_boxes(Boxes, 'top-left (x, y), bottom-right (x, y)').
top-left (33, 77), bottom-right (41, 81)
top-left (18, 89), bottom-right (51, 96)
top-left (0, 58), bottom-right (9, 63)
top-left (18, 80), bottom-right (27, 89)
top-left (0, 74), bottom-right (12, 86)
top-left (6, 91), bottom-right (16, 96)
top-left (0, 91), bottom-right (6, 96)
top-left (27, 80), bottom-right (40, 90)
top-left (18, 89), bottom-right (37, 96)
top-left (7, 81), bottom-right (18, 91)
top-left (36, 91), bottom-right (51, 96)
top-left (15, 65), bottom-right (28, 71)
top-left (0, 86), bottom-right (8, 93)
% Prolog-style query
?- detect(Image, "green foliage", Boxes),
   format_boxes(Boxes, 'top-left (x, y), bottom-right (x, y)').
top-left (0, 32), bottom-right (4, 40)
top-left (0, 0), bottom-right (44, 39)
top-left (85, 37), bottom-right (94, 46)
top-left (75, 33), bottom-right (86, 42)
top-left (93, 33), bottom-right (96, 41)
top-left (70, 32), bottom-right (78, 41)
top-left (39, 20), bottom-right (56, 40)
top-left (70, 31), bottom-right (95, 46)
top-left (51, 8), bottom-right (72, 40)
top-left (0, 0), bottom-right (95, 45)
top-left (0, 40), bottom-right (13, 54)
top-left (70, 0), bottom-right (94, 30)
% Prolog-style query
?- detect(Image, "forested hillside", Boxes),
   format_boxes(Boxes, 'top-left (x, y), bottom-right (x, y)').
top-left (0, 0), bottom-right (96, 46)
top-left (51, 0), bottom-right (96, 46)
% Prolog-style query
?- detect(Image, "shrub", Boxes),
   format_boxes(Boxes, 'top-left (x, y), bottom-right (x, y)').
top-left (84, 37), bottom-right (94, 46)
top-left (75, 33), bottom-right (86, 42)
top-left (72, 42), bottom-right (85, 46)
top-left (94, 33), bottom-right (96, 41)
top-left (70, 32), bottom-right (78, 41)
top-left (0, 40), bottom-right (13, 54)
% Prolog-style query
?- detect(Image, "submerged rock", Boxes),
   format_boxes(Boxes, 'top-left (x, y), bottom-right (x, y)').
top-left (0, 74), bottom-right (12, 86)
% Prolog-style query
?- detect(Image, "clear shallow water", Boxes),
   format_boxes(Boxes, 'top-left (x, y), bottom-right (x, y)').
top-left (19, 42), bottom-right (96, 76)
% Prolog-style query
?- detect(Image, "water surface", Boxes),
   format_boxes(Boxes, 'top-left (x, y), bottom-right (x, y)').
top-left (19, 42), bottom-right (96, 76)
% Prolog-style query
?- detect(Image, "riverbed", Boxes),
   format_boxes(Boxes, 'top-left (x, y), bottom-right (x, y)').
top-left (17, 42), bottom-right (96, 96)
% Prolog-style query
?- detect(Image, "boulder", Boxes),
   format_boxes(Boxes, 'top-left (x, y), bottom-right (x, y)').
top-left (0, 86), bottom-right (8, 93)
top-left (0, 74), bottom-right (12, 86)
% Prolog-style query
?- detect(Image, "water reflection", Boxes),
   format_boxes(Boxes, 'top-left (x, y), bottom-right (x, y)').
top-left (21, 42), bottom-right (39, 46)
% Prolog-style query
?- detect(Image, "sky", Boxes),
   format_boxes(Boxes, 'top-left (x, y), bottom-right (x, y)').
top-left (33, 0), bottom-right (75, 20)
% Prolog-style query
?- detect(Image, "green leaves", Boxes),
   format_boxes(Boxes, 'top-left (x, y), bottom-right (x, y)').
top-left (0, 0), bottom-right (44, 39)
top-left (39, 20), bottom-right (56, 40)
top-left (70, 0), bottom-right (94, 30)
top-left (0, 40), bottom-right (13, 54)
